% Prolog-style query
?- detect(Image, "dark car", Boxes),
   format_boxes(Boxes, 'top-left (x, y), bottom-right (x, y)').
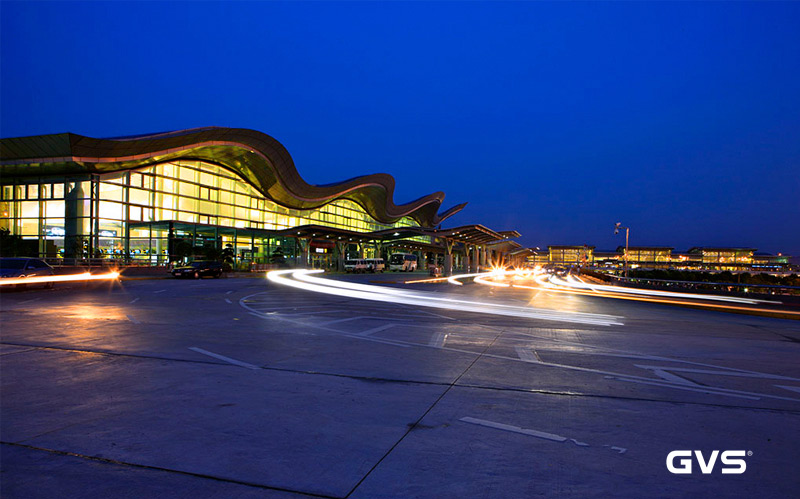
top-left (0, 257), bottom-right (56, 288)
top-left (171, 261), bottom-right (223, 279)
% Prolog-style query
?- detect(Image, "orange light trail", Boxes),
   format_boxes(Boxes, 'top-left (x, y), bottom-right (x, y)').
top-left (0, 272), bottom-right (120, 286)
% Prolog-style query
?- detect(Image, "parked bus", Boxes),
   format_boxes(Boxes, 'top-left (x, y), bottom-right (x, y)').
top-left (365, 258), bottom-right (385, 272)
top-left (388, 253), bottom-right (418, 272)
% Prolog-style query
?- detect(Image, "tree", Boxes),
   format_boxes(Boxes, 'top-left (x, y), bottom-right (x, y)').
top-left (0, 228), bottom-right (37, 257)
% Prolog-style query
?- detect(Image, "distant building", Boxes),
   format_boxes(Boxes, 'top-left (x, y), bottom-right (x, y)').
top-left (524, 245), bottom-right (792, 272)
top-left (547, 245), bottom-right (594, 266)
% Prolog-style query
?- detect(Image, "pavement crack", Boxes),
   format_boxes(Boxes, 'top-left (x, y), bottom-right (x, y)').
top-left (343, 326), bottom-right (506, 498)
top-left (1, 442), bottom-right (335, 499)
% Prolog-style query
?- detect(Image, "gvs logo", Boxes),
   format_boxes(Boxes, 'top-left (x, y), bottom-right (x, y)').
top-left (666, 450), bottom-right (749, 474)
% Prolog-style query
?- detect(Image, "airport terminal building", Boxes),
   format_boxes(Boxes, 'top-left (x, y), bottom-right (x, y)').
top-left (0, 127), bottom-right (518, 272)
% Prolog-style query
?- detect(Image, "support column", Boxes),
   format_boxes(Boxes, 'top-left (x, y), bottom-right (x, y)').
top-left (470, 246), bottom-right (478, 273)
top-left (297, 237), bottom-right (310, 268)
top-left (444, 239), bottom-right (454, 276)
top-left (335, 241), bottom-right (347, 272)
top-left (463, 246), bottom-right (470, 273)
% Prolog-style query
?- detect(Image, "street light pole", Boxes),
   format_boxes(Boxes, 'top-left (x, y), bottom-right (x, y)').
top-left (614, 222), bottom-right (630, 278)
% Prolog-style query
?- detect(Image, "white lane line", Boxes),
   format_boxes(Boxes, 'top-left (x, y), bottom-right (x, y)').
top-left (776, 385), bottom-right (800, 394)
top-left (126, 315), bottom-right (141, 324)
top-left (188, 347), bottom-right (260, 370)
top-left (515, 347), bottom-right (541, 363)
top-left (429, 332), bottom-right (448, 348)
top-left (247, 309), bottom-right (410, 348)
top-left (278, 310), bottom-right (349, 317)
top-left (153, 289), bottom-right (167, 294)
top-left (612, 377), bottom-right (761, 400)
top-left (251, 305), bottom-right (326, 311)
top-left (17, 298), bottom-right (41, 305)
top-left (460, 417), bottom-right (620, 452)
top-left (316, 316), bottom-right (374, 326)
top-left (417, 309), bottom-right (456, 320)
top-left (356, 324), bottom-right (396, 337)
top-left (634, 366), bottom-right (698, 386)
top-left (225, 298), bottom-right (232, 304)
top-left (633, 365), bottom-right (800, 381)
top-left (226, 290), bottom-right (234, 295)
top-left (129, 297), bottom-right (140, 304)
top-left (461, 417), bottom-right (567, 442)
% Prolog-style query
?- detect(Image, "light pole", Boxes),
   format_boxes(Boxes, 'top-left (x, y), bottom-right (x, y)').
top-left (614, 222), bottom-right (630, 278)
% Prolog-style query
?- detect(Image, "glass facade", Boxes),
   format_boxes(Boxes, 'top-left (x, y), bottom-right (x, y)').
top-left (0, 160), bottom-right (429, 266)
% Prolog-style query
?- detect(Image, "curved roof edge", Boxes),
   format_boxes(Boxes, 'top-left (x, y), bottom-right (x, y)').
top-left (0, 128), bottom-right (465, 227)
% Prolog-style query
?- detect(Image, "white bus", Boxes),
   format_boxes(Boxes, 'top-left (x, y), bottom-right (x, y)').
top-left (388, 253), bottom-right (418, 272)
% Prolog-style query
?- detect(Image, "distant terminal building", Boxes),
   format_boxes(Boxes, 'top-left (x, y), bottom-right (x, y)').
top-left (547, 245), bottom-right (594, 266)
top-left (525, 245), bottom-right (791, 272)
top-left (0, 127), bottom-right (519, 273)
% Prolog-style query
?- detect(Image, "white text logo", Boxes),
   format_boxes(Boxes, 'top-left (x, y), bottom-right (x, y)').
top-left (666, 450), bottom-right (748, 474)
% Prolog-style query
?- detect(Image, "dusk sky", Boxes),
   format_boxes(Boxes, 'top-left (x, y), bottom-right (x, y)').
top-left (2, 1), bottom-right (799, 255)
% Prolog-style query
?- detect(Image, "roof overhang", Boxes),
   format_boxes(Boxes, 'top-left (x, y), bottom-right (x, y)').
top-left (0, 127), bottom-right (465, 227)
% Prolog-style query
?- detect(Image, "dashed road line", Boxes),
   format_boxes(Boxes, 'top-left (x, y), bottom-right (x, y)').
top-left (317, 316), bottom-right (389, 326)
top-left (356, 324), bottom-right (397, 337)
top-left (460, 417), bottom-right (623, 453)
top-left (17, 298), bottom-right (40, 305)
top-left (128, 297), bottom-right (140, 304)
top-left (126, 315), bottom-right (141, 324)
top-left (188, 347), bottom-right (260, 370)
top-left (429, 332), bottom-right (448, 348)
top-left (515, 347), bottom-right (541, 363)
top-left (224, 298), bottom-right (232, 304)
top-left (153, 289), bottom-right (167, 294)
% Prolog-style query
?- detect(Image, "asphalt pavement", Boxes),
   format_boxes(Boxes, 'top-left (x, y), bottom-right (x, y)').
top-left (1, 273), bottom-right (799, 498)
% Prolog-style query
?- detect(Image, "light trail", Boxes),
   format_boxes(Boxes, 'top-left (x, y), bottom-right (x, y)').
top-left (0, 271), bottom-right (120, 286)
top-left (553, 274), bottom-right (780, 305)
top-left (456, 268), bottom-right (798, 317)
top-left (266, 269), bottom-right (623, 326)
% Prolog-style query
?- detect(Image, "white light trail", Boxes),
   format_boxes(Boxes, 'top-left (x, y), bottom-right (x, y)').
top-left (267, 269), bottom-right (623, 326)
top-left (551, 274), bottom-right (779, 305)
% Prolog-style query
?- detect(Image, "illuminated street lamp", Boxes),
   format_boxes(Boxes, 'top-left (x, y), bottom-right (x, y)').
top-left (614, 222), bottom-right (630, 278)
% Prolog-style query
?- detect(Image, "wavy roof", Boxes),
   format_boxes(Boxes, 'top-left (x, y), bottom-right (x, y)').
top-left (0, 127), bottom-right (466, 227)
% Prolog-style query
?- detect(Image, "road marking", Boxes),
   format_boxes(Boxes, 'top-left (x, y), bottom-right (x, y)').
top-left (226, 290), bottom-right (234, 295)
top-left (188, 347), bottom-right (260, 370)
top-left (238, 291), bottom-right (800, 404)
top-left (316, 316), bottom-right (377, 326)
top-left (126, 315), bottom-right (140, 324)
top-left (251, 305), bottom-right (325, 311)
top-left (153, 289), bottom-right (166, 294)
top-left (515, 347), bottom-right (541, 363)
top-left (612, 377), bottom-right (761, 400)
top-left (429, 332), bottom-right (448, 348)
top-left (356, 324), bottom-right (396, 336)
top-left (634, 365), bottom-right (698, 386)
top-left (278, 310), bottom-right (350, 317)
top-left (224, 298), bottom-right (232, 304)
top-left (17, 298), bottom-right (41, 305)
top-left (633, 364), bottom-right (800, 381)
top-left (460, 417), bottom-right (622, 453)
top-left (416, 309), bottom-right (456, 320)
top-left (776, 385), bottom-right (800, 394)
top-left (460, 417), bottom-right (567, 442)
top-left (129, 297), bottom-right (140, 304)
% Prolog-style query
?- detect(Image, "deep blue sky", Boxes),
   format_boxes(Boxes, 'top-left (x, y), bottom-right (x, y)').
top-left (2, 1), bottom-right (799, 255)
